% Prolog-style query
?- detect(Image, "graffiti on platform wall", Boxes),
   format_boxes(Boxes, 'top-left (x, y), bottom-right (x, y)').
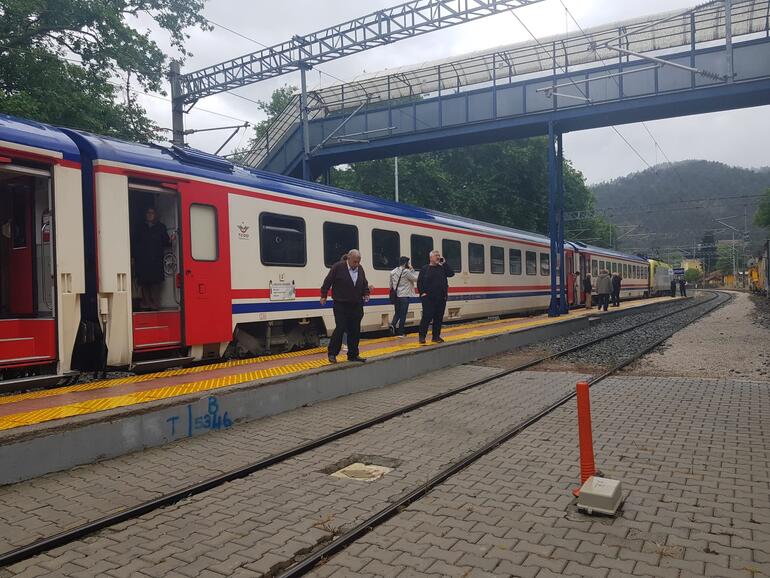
top-left (166, 396), bottom-right (233, 437)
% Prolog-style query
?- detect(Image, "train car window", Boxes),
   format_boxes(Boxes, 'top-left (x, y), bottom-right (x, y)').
top-left (623, 263), bottom-right (628, 278)
top-left (259, 213), bottom-right (306, 266)
top-left (540, 253), bottom-right (550, 276)
top-left (411, 234), bottom-right (433, 269)
top-left (190, 204), bottom-right (218, 261)
top-left (509, 249), bottom-right (522, 275)
top-left (491, 246), bottom-right (505, 274)
top-left (442, 239), bottom-right (462, 272)
top-left (599, 260), bottom-right (606, 272)
top-left (372, 229), bottom-right (400, 270)
top-left (469, 243), bottom-right (485, 273)
top-left (526, 251), bottom-right (537, 275)
top-left (592, 259), bottom-right (598, 277)
top-left (323, 222), bottom-right (359, 268)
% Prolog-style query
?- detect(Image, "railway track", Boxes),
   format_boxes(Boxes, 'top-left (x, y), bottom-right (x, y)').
top-left (0, 291), bottom-right (729, 570)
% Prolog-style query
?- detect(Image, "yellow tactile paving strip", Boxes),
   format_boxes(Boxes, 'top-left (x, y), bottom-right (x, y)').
top-left (0, 298), bottom-right (677, 432)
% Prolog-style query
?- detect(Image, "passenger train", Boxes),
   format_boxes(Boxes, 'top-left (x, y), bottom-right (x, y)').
top-left (0, 113), bottom-right (655, 386)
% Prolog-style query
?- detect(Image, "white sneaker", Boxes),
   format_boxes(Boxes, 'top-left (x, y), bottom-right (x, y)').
top-left (341, 345), bottom-right (348, 352)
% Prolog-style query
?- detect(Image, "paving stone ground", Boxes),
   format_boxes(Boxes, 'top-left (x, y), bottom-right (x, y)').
top-left (310, 374), bottom-right (770, 578)
top-left (0, 364), bottom-right (500, 553)
top-left (3, 371), bottom-right (585, 577)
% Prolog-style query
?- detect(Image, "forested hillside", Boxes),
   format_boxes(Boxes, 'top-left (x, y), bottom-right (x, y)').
top-left (591, 161), bottom-right (770, 254)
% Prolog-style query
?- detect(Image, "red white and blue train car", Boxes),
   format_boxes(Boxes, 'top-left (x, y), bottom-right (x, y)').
top-left (0, 113), bottom-right (652, 383)
top-left (0, 117), bottom-right (84, 382)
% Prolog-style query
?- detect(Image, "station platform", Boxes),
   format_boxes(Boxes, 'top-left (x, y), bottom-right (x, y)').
top-left (0, 296), bottom-right (678, 483)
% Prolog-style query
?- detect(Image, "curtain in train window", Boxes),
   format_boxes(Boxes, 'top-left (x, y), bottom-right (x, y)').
top-left (540, 253), bottom-right (550, 276)
top-left (526, 251), bottom-right (537, 275)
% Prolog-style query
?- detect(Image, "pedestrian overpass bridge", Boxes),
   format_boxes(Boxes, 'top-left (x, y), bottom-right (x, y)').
top-left (237, 0), bottom-right (770, 180)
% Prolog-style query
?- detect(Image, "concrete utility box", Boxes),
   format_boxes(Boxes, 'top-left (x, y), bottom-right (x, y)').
top-left (576, 476), bottom-right (623, 515)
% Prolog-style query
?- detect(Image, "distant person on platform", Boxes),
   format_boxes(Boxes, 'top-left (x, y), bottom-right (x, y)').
top-left (417, 249), bottom-right (455, 344)
top-left (671, 278), bottom-right (677, 297)
top-left (596, 269), bottom-right (612, 312)
top-left (611, 272), bottom-right (622, 307)
top-left (679, 278), bottom-right (687, 297)
top-left (389, 256), bottom-right (419, 337)
top-left (133, 206), bottom-right (170, 310)
top-left (320, 249), bottom-right (370, 364)
top-left (583, 273), bottom-right (593, 309)
top-left (572, 272), bottom-right (581, 307)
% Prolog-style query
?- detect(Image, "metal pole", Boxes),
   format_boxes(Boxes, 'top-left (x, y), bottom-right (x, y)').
top-left (394, 157), bottom-right (399, 203)
top-left (548, 121), bottom-right (559, 317)
top-left (300, 65), bottom-right (311, 181)
top-left (170, 61), bottom-right (185, 146)
top-left (557, 133), bottom-right (568, 314)
top-left (725, 0), bottom-right (734, 83)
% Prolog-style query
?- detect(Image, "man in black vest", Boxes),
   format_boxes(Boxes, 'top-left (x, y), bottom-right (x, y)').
top-left (417, 249), bottom-right (455, 344)
top-left (321, 249), bottom-right (370, 364)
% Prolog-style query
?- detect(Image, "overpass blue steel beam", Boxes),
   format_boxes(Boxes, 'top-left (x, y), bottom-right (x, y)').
top-left (179, 0), bottom-right (545, 102)
top-left (557, 132), bottom-right (568, 315)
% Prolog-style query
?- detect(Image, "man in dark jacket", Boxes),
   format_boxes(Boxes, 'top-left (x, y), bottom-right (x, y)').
top-left (133, 207), bottom-right (170, 310)
top-left (417, 249), bottom-right (455, 344)
top-left (670, 278), bottom-right (677, 297)
top-left (611, 273), bottom-right (622, 307)
top-left (582, 273), bottom-right (593, 309)
top-left (679, 278), bottom-right (687, 297)
top-left (320, 249), bottom-right (370, 364)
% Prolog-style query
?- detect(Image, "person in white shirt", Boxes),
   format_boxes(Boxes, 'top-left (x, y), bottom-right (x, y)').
top-left (389, 256), bottom-right (419, 337)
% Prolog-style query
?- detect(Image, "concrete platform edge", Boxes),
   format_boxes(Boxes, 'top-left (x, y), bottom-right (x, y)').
top-left (2, 317), bottom-right (590, 484)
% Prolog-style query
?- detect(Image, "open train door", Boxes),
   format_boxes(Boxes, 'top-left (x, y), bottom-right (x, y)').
top-left (179, 182), bottom-right (232, 359)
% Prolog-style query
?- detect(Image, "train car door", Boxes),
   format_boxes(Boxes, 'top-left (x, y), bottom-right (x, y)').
top-left (579, 254), bottom-right (589, 303)
top-left (8, 186), bottom-right (34, 314)
top-left (565, 250), bottom-right (575, 306)
top-left (179, 183), bottom-right (232, 350)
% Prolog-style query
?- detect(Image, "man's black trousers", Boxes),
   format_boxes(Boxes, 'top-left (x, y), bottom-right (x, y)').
top-left (419, 296), bottom-right (447, 340)
top-left (329, 301), bottom-right (364, 358)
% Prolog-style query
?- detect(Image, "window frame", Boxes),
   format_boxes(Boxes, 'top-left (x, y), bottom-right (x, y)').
top-left (323, 221), bottom-right (359, 268)
top-left (468, 242), bottom-right (486, 274)
top-left (509, 248), bottom-right (522, 275)
top-left (410, 234), bottom-right (434, 270)
top-left (189, 203), bottom-right (219, 262)
top-left (526, 251), bottom-right (537, 276)
top-left (540, 252), bottom-right (550, 276)
top-left (258, 212), bottom-right (307, 267)
top-left (371, 228), bottom-right (400, 271)
top-left (490, 246), bottom-right (505, 275)
top-left (442, 239), bottom-right (462, 273)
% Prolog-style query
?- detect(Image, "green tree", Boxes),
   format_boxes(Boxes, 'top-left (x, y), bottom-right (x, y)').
top-left (0, 0), bottom-right (209, 140)
top-left (330, 139), bottom-right (616, 247)
top-left (754, 188), bottom-right (770, 229)
top-left (684, 268), bottom-right (702, 284)
top-left (231, 85), bottom-right (297, 161)
top-left (715, 245), bottom-right (735, 275)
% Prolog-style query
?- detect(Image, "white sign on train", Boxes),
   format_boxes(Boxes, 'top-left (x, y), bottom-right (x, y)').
top-left (270, 281), bottom-right (296, 301)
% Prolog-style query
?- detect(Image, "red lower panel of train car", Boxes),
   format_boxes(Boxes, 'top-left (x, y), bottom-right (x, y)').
top-left (0, 318), bottom-right (56, 368)
top-left (132, 311), bottom-right (182, 351)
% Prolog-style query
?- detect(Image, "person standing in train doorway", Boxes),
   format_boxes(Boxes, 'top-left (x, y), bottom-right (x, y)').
top-left (320, 249), bottom-right (370, 364)
top-left (389, 256), bottom-right (419, 337)
top-left (417, 249), bottom-right (455, 344)
top-left (582, 273), bottom-right (593, 309)
top-left (611, 271), bottom-right (622, 307)
top-left (133, 206), bottom-right (170, 310)
top-left (596, 269), bottom-right (612, 311)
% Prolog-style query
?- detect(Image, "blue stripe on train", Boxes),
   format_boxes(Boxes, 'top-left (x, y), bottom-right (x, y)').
top-left (232, 291), bottom-right (552, 314)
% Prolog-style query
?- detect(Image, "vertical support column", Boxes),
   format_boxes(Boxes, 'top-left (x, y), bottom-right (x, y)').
top-left (557, 133), bottom-right (568, 314)
top-left (548, 122), bottom-right (559, 317)
top-left (725, 0), bottom-right (734, 83)
top-left (170, 61), bottom-right (185, 147)
top-left (300, 64), bottom-right (312, 181)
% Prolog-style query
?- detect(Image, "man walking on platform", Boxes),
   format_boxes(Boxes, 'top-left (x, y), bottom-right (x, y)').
top-left (596, 269), bottom-right (612, 312)
top-left (671, 278), bottom-right (677, 297)
top-left (418, 249), bottom-right (455, 344)
top-left (611, 272), bottom-right (622, 307)
top-left (389, 256), bottom-right (418, 336)
top-left (320, 249), bottom-right (370, 364)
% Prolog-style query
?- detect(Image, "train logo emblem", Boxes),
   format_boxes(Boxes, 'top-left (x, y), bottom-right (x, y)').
top-left (237, 222), bottom-right (250, 240)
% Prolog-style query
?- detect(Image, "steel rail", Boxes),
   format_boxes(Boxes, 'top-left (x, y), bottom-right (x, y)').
top-left (0, 294), bottom-right (722, 568)
top-left (278, 291), bottom-right (730, 577)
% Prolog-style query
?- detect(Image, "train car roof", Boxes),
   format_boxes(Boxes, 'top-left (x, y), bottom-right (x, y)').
top-left (566, 241), bottom-right (648, 263)
top-left (0, 114), bottom-right (80, 162)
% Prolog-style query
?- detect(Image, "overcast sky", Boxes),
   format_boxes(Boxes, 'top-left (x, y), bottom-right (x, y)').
top-left (132, 0), bottom-right (770, 184)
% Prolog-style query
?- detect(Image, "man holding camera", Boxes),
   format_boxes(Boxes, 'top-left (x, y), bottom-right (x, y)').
top-left (417, 249), bottom-right (455, 344)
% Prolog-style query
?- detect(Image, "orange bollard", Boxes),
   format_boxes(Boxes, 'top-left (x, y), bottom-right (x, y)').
top-left (572, 380), bottom-right (596, 497)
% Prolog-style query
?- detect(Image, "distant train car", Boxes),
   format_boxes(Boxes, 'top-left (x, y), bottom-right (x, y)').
top-left (0, 116), bottom-right (85, 385)
top-left (0, 112), bottom-right (651, 382)
top-left (649, 259), bottom-right (674, 296)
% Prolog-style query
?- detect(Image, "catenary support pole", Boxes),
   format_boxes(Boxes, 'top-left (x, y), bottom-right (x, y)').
top-left (557, 133), bottom-right (568, 314)
top-left (548, 121), bottom-right (559, 317)
top-left (170, 61), bottom-right (185, 146)
top-left (394, 156), bottom-right (400, 202)
top-left (300, 65), bottom-right (312, 181)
